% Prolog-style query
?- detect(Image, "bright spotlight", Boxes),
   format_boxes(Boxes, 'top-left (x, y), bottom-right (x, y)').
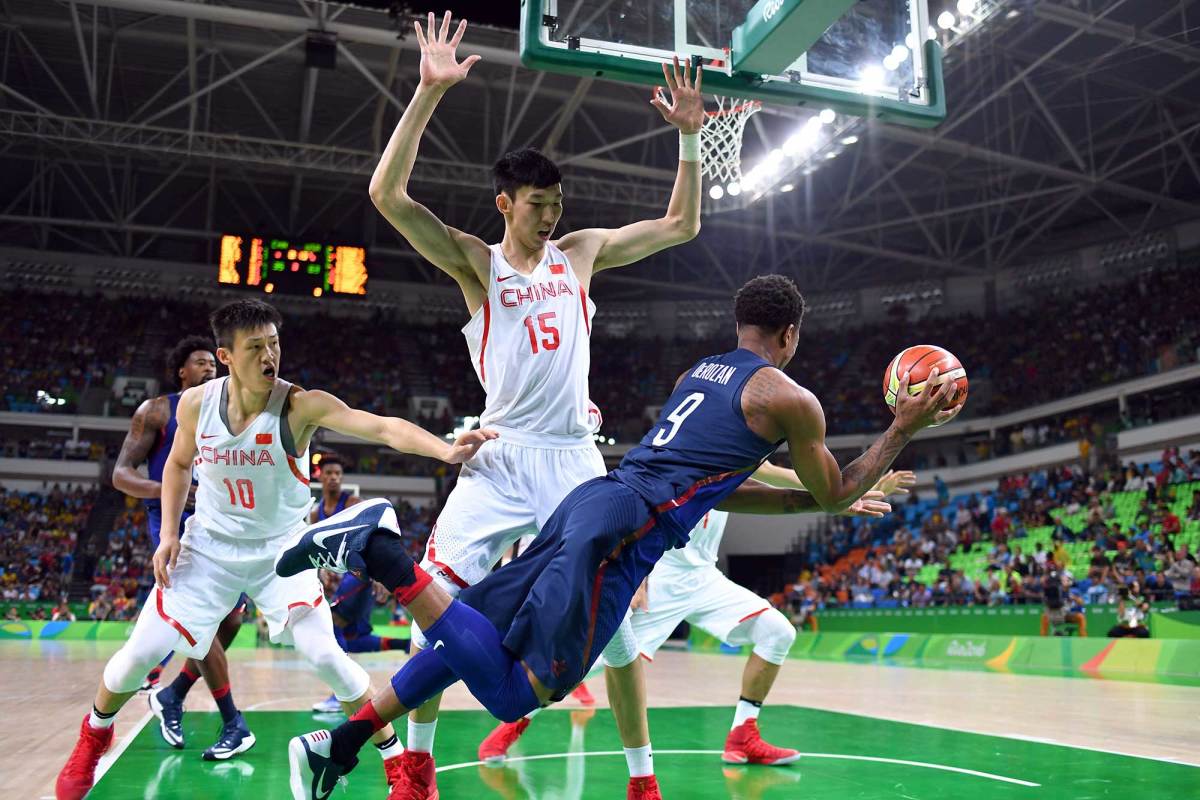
top-left (905, 31), bottom-right (918, 50)
top-left (859, 65), bottom-right (886, 89)
top-left (841, 135), bottom-right (859, 145)
top-left (926, 25), bottom-right (937, 40)
top-left (891, 44), bottom-right (909, 60)
top-left (825, 150), bottom-right (839, 159)
top-left (709, 184), bottom-right (725, 200)
top-left (727, 181), bottom-right (742, 196)
top-left (818, 108), bottom-right (836, 124)
top-left (780, 183), bottom-right (795, 193)
top-left (937, 11), bottom-right (956, 28)
top-left (956, 0), bottom-right (977, 14)
top-left (883, 54), bottom-right (899, 71)
top-left (1006, 8), bottom-right (1020, 18)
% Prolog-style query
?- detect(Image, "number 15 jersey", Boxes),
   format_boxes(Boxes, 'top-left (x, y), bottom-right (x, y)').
top-left (192, 376), bottom-right (313, 540)
top-left (462, 243), bottom-right (601, 445)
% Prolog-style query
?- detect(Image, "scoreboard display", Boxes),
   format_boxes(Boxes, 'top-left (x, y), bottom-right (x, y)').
top-left (218, 234), bottom-right (367, 297)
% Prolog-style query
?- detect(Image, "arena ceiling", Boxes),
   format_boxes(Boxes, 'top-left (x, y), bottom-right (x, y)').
top-left (0, 0), bottom-right (1198, 300)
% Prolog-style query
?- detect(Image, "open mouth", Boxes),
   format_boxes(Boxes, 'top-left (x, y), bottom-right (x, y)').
top-left (263, 366), bottom-right (276, 379)
top-left (537, 229), bottom-right (551, 239)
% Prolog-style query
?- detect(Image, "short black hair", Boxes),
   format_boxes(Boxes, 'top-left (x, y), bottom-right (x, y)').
top-left (319, 453), bottom-right (344, 471)
top-left (492, 148), bottom-right (562, 199)
top-left (734, 274), bottom-right (806, 332)
top-left (209, 299), bottom-right (283, 349)
top-left (165, 335), bottom-right (215, 388)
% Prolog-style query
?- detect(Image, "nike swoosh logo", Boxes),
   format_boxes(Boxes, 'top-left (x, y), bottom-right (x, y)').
top-left (199, 433), bottom-right (218, 439)
top-left (311, 524), bottom-right (359, 549)
top-left (314, 766), bottom-right (334, 800)
top-left (433, 640), bottom-right (445, 650)
top-left (496, 274), bottom-right (517, 282)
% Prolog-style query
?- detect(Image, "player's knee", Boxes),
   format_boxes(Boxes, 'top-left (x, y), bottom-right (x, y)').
top-left (749, 609), bottom-right (795, 666)
top-left (600, 618), bottom-right (640, 669)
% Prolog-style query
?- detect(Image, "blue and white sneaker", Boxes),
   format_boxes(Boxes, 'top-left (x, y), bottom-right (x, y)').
top-left (288, 730), bottom-right (356, 800)
top-left (311, 694), bottom-right (342, 714)
top-left (202, 712), bottom-right (256, 761)
top-left (148, 685), bottom-right (185, 749)
top-left (275, 497), bottom-right (400, 578)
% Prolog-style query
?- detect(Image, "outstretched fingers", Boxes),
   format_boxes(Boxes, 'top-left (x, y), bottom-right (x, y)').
top-left (450, 17), bottom-right (468, 47)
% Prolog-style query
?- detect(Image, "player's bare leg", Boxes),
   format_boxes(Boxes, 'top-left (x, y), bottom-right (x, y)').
top-left (723, 619), bottom-right (801, 766)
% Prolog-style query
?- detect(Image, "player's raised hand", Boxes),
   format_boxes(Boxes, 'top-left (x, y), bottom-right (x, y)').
top-left (152, 535), bottom-right (181, 589)
top-left (651, 55), bottom-right (705, 134)
top-left (444, 427), bottom-right (499, 464)
top-left (873, 469), bottom-right (916, 497)
top-left (414, 11), bottom-right (481, 90)
top-left (840, 490), bottom-right (892, 518)
top-left (893, 367), bottom-right (960, 435)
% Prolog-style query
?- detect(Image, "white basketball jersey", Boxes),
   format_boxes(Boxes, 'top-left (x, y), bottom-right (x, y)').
top-left (192, 377), bottom-right (312, 540)
top-left (463, 243), bottom-right (601, 443)
top-left (661, 509), bottom-right (729, 569)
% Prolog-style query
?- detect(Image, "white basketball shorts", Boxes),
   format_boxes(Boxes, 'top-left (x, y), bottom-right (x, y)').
top-left (155, 516), bottom-right (325, 659)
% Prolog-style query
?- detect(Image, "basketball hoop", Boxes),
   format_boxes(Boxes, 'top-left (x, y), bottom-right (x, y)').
top-left (702, 95), bottom-right (762, 188)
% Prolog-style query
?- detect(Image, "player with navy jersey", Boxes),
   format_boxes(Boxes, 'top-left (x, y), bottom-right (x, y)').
top-left (112, 335), bottom-right (251, 758)
top-left (365, 13), bottom-right (706, 798)
top-left (309, 453), bottom-right (360, 524)
top-left (280, 275), bottom-right (961, 799)
top-left (55, 300), bottom-right (496, 800)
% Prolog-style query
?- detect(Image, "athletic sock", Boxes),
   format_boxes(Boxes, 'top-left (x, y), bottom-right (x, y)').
top-left (374, 733), bottom-right (403, 760)
top-left (89, 706), bottom-right (117, 730)
top-left (624, 744), bottom-right (654, 778)
top-left (167, 664), bottom-right (200, 700)
top-left (380, 637), bottom-right (409, 653)
top-left (732, 697), bottom-right (763, 729)
top-left (212, 684), bottom-right (238, 724)
top-left (407, 719), bottom-right (437, 753)
top-left (363, 532), bottom-right (430, 605)
top-left (330, 701), bottom-right (386, 769)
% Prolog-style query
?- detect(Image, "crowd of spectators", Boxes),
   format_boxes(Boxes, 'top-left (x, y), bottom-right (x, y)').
top-left (0, 485), bottom-right (94, 610)
top-left (4, 263), bottom-right (1198, 444)
top-left (778, 449), bottom-right (1200, 620)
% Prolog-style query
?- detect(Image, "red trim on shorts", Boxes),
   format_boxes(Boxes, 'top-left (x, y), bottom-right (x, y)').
top-left (654, 467), bottom-right (753, 514)
top-left (737, 607), bottom-right (770, 624)
top-left (286, 455), bottom-right (309, 486)
top-left (581, 517), bottom-right (658, 668)
top-left (156, 587), bottom-right (197, 647)
top-left (639, 652), bottom-right (653, 663)
top-left (426, 527), bottom-right (470, 589)
top-left (580, 288), bottom-right (591, 336)
top-left (287, 595), bottom-right (324, 612)
top-left (479, 300), bottom-right (491, 384)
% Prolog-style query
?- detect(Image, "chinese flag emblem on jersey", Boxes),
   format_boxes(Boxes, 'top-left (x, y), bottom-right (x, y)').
top-left (550, 263), bottom-right (565, 275)
top-left (256, 433), bottom-right (273, 445)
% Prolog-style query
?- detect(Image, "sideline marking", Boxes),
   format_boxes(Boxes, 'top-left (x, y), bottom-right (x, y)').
top-left (95, 710), bottom-right (153, 782)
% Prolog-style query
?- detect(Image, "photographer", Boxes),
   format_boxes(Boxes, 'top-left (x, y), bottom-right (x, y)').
top-left (1040, 570), bottom-right (1088, 636)
top-left (1107, 582), bottom-right (1151, 638)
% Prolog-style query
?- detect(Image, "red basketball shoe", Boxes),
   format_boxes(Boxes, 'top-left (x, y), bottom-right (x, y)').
top-left (722, 719), bottom-right (801, 765)
top-left (56, 715), bottom-right (115, 800)
top-left (570, 682), bottom-right (596, 705)
top-left (477, 717), bottom-right (530, 764)
top-left (386, 750), bottom-right (438, 800)
top-left (627, 775), bottom-right (663, 799)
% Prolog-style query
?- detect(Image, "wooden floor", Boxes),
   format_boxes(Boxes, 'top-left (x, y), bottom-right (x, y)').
top-left (8, 640), bottom-right (1198, 798)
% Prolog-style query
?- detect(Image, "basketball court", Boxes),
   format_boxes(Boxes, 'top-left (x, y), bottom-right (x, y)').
top-left (9, 639), bottom-right (1198, 798)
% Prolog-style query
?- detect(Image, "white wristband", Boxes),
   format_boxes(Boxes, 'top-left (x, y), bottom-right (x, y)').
top-left (680, 131), bottom-right (701, 162)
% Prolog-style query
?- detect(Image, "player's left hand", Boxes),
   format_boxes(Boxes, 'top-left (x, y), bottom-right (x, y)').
top-left (152, 535), bottom-right (181, 588)
top-left (873, 469), bottom-right (916, 497)
top-left (651, 55), bottom-right (704, 135)
top-left (840, 490), bottom-right (891, 518)
top-left (443, 427), bottom-right (499, 464)
top-left (630, 578), bottom-right (650, 612)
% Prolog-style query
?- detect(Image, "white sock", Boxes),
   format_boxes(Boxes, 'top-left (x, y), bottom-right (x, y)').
top-left (624, 744), bottom-right (653, 778)
top-left (407, 719), bottom-right (438, 753)
top-left (375, 733), bottom-right (404, 760)
top-left (525, 707), bottom-right (542, 721)
top-left (89, 708), bottom-right (116, 730)
top-left (732, 699), bottom-right (761, 729)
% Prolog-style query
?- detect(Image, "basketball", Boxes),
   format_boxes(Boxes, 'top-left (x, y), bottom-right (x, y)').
top-left (882, 345), bottom-right (968, 424)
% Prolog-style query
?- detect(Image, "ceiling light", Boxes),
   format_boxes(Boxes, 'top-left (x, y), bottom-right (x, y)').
top-left (709, 185), bottom-right (725, 200)
top-left (937, 11), bottom-right (956, 29)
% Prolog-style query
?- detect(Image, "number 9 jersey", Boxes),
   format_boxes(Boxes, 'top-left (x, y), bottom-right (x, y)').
top-left (462, 242), bottom-right (601, 443)
top-left (192, 376), bottom-right (313, 540)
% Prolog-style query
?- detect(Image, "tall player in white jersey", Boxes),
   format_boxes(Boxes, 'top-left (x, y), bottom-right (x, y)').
top-left (54, 299), bottom-right (495, 800)
top-left (367, 12), bottom-right (705, 799)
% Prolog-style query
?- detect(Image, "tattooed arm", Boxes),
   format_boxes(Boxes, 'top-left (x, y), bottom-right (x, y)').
top-left (112, 396), bottom-right (169, 499)
top-left (717, 479), bottom-right (893, 517)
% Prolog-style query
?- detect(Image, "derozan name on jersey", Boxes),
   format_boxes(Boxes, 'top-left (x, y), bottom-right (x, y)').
top-left (499, 279), bottom-right (574, 308)
top-left (690, 362), bottom-right (738, 385)
top-left (195, 445), bottom-right (277, 467)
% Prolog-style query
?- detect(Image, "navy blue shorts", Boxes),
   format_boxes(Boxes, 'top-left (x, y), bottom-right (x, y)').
top-left (459, 476), bottom-right (670, 697)
top-left (145, 508), bottom-right (190, 549)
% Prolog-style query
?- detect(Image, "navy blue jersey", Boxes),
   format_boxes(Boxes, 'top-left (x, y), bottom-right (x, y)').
top-left (143, 392), bottom-right (181, 513)
top-left (330, 573), bottom-right (375, 638)
top-left (316, 491), bottom-right (352, 522)
top-left (611, 348), bottom-right (783, 548)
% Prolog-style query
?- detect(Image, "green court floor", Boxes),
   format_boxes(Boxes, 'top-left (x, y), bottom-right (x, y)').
top-left (91, 706), bottom-right (1197, 799)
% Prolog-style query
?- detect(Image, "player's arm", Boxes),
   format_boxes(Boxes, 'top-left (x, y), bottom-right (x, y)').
top-left (716, 479), bottom-right (891, 517)
top-left (153, 388), bottom-right (202, 588)
top-left (557, 57), bottom-right (703, 278)
top-left (752, 460), bottom-right (917, 499)
top-left (111, 396), bottom-right (168, 499)
top-left (290, 389), bottom-right (497, 464)
top-left (777, 370), bottom-right (958, 513)
top-left (367, 12), bottom-right (490, 309)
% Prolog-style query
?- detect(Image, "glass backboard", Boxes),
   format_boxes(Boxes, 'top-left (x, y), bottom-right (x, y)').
top-left (521, 0), bottom-right (945, 127)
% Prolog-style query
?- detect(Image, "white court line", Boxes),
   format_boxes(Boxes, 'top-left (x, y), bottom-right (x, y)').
top-left (94, 709), bottom-right (153, 783)
top-left (434, 749), bottom-right (1041, 787)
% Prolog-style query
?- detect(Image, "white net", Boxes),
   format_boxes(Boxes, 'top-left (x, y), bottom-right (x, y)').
top-left (701, 95), bottom-right (762, 187)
